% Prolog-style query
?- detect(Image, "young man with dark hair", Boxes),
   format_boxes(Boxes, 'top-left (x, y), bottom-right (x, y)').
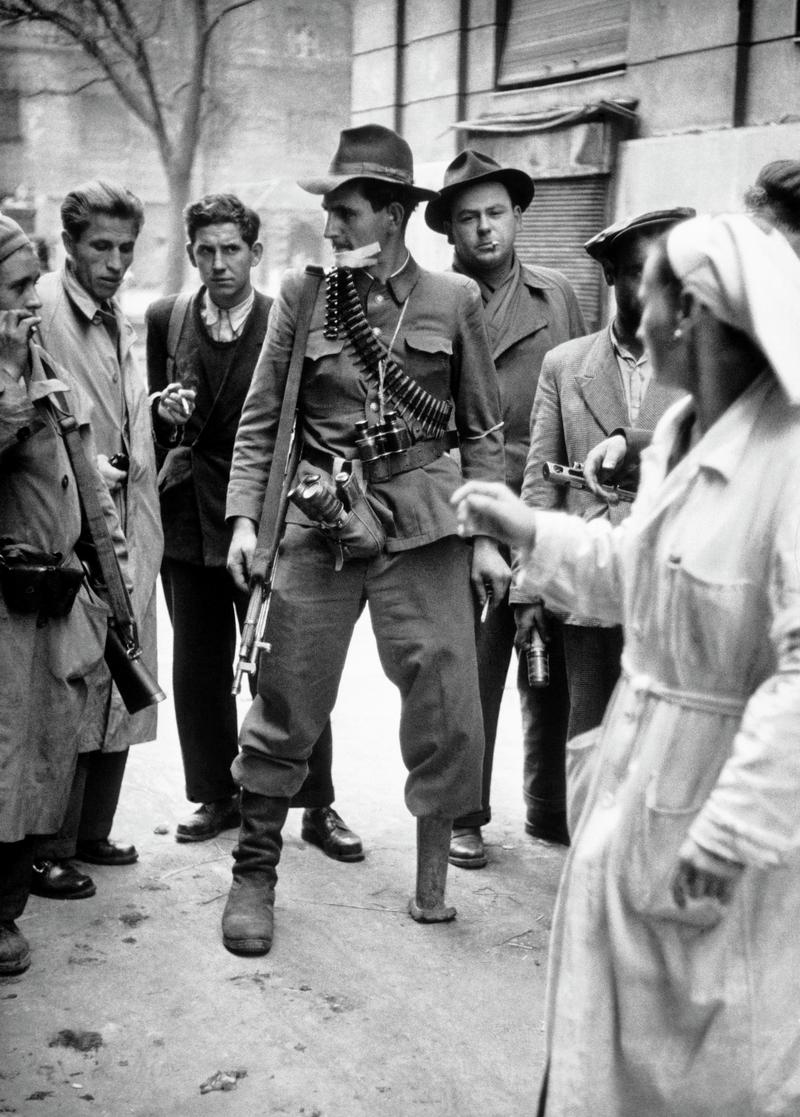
top-left (31, 179), bottom-right (161, 900)
top-left (146, 193), bottom-right (361, 859)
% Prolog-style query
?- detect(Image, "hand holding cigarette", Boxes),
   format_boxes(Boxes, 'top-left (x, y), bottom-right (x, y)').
top-left (157, 381), bottom-right (196, 426)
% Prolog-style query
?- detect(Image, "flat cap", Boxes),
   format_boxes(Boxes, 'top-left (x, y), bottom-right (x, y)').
top-left (584, 207), bottom-right (696, 262)
top-left (0, 213), bottom-right (31, 264)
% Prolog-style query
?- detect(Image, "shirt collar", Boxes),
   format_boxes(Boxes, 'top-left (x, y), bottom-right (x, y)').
top-left (202, 286), bottom-right (255, 331)
top-left (609, 321), bottom-right (648, 368)
top-left (62, 261), bottom-right (114, 322)
top-left (653, 370), bottom-right (773, 483)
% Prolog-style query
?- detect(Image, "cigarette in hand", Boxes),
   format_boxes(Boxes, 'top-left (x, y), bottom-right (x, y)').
top-left (480, 593), bottom-right (492, 623)
top-left (181, 393), bottom-right (190, 415)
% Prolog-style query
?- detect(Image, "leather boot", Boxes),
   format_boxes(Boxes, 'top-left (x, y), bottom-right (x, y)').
top-left (221, 791), bottom-right (290, 957)
top-left (408, 816), bottom-right (456, 923)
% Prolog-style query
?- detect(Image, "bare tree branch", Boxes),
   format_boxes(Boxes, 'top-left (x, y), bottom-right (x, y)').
top-left (204, 0), bottom-right (261, 45)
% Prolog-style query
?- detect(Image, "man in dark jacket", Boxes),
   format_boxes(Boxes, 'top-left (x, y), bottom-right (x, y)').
top-left (425, 152), bottom-right (586, 868)
top-left (146, 194), bottom-right (361, 859)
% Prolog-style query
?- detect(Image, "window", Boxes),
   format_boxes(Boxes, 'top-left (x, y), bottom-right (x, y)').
top-left (497, 0), bottom-right (631, 88)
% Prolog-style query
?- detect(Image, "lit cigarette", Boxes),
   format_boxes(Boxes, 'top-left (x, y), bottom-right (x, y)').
top-left (480, 595), bottom-right (491, 623)
top-left (181, 394), bottom-right (190, 415)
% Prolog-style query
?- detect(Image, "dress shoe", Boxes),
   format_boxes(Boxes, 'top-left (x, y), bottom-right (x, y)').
top-left (0, 921), bottom-right (31, 975)
top-left (175, 797), bottom-right (241, 843)
top-left (448, 826), bottom-right (487, 869)
top-left (300, 807), bottom-right (364, 862)
top-left (30, 859), bottom-right (96, 900)
top-left (75, 838), bottom-right (138, 866)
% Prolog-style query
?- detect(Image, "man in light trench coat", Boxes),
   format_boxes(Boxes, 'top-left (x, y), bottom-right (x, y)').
top-left (30, 181), bottom-right (162, 901)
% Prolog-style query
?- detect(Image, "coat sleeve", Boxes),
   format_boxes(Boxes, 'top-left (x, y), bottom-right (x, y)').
top-left (514, 508), bottom-right (628, 623)
top-left (689, 463), bottom-right (800, 868)
top-left (0, 372), bottom-right (42, 460)
top-left (145, 300), bottom-right (179, 448)
top-left (521, 350), bottom-right (567, 513)
top-left (225, 271), bottom-right (300, 524)
top-left (450, 277), bottom-right (505, 484)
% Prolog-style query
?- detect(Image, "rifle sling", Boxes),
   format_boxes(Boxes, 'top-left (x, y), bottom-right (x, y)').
top-left (250, 266), bottom-right (324, 584)
top-left (29, 341), bottom-right (135, 641)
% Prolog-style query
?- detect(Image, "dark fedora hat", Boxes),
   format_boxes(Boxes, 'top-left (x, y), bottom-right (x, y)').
top-left (298, 123), bottom-right (437, 201)
top-left (584, 207), bottom-right (697, 263)
top-left (425, 150), bottom-right (535, 234)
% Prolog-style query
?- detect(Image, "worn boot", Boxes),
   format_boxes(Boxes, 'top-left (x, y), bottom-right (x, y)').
top-left (221, 792), bottom-right (290, 957)
top-left (408, 816), bottom-right (457, 923)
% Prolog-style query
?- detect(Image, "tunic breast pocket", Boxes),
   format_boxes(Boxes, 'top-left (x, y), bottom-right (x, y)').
top-left (664, 559), bottom-right (767, 690)
top-left (303, 333), bottom-right (350, 417)
top-left (402, 332), bottom-right (453, 393)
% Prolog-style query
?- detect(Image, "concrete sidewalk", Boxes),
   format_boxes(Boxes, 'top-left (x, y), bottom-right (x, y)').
top-left (1, 609), bottom-right (565, 1117)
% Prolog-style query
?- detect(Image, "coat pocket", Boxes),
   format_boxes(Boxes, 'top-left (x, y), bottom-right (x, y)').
top-left (47, 587), bottom-right (109, 681)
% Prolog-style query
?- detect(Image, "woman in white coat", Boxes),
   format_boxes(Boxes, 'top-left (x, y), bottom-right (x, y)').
top-left (453, 213), bottom-right (800, 1117)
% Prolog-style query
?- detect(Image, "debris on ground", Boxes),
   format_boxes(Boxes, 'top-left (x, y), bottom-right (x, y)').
top-left (48, 1030), bottom-right (103, 1053)
top-left (199, 1068), bottom-right (247, 1094)
top-left (153, 824), bottom-right (169, 835)
top-left (119, 909), bottom-right (148, 927)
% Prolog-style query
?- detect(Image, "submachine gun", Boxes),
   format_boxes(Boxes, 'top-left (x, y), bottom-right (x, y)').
top-left (542, 461), bottom-right (636, 504)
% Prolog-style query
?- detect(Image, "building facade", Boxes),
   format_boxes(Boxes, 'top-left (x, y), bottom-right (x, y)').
top-left (0, 1), bottom-right (352, 297)
top-left (352, 0), bottom-right (800, 327)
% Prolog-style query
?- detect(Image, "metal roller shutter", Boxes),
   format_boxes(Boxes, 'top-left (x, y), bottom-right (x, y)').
top-left (498, 0), bottom-right (631, 87)
top-left (517, 176), bottom-right (609, 330)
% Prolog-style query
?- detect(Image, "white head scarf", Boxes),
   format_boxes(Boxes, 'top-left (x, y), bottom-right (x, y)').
top-left (666, 213), bottom-right (800, 402)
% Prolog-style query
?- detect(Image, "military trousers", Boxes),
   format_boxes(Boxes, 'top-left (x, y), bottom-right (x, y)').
top-left (233, 525), bottom-right (485, 819)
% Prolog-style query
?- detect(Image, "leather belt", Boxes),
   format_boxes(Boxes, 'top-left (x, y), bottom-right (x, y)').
top-left (302, 430), bottom-right (458, 484)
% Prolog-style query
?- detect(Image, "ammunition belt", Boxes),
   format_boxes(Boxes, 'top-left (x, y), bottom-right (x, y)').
top-left (324, 267), bottom-right (453, 440)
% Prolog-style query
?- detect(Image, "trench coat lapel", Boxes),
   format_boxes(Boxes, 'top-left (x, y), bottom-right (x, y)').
top-left (491, 271), bottom-right (550, 362)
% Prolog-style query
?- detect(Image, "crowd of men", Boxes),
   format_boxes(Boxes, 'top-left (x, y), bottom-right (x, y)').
top-left (1, 122), bottom-right (797, 977)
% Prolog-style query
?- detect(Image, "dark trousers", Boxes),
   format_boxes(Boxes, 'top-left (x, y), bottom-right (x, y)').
top-left (161, 557), bottom-right (335, 808)
top-left (0, 838), bottom-right (36, 921)
top-left (455, 588), bottom-right (570, 834)
top-left (561, 623), bottom-right (624, 740)
top-left (36, 749), bottom-right (129, 862)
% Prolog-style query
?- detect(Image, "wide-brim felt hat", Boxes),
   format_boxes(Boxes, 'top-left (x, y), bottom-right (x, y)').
top-left (298, 123), bottom-right (437, 201)
top-left (425, 150), bottom-right (535, 233)
top-left (585, 207), bottom-right (697, 262)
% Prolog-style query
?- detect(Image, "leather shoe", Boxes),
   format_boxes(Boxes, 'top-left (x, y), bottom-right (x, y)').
top-left (175, 797), bottom-right (241, 843)
top-left (448, 826), bottom-right (487, 869)
top-left (30, 859), bottom-right (96, 900)
top-left (75, 838), bottom-right (138, 866)
top-left (0, 921), bottom-right (31, 975)
top-left (301, 807), bottom-right (364, 862)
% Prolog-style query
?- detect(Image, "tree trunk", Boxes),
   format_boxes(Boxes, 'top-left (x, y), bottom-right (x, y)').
top-left (163, 168), bottom-right (193, 295)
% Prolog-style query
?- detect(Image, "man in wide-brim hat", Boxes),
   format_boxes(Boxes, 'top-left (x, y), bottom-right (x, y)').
top-left (425, 149), bottom-right (586, 871)
top-left (219, 124), bottom-right (508, 956)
